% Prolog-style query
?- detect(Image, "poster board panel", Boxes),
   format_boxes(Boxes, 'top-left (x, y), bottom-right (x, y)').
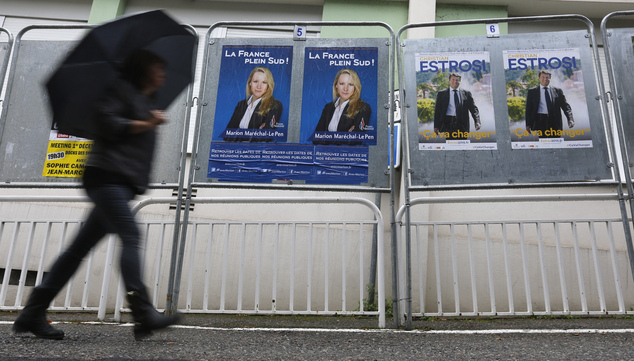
top-left (605, 27), bottom-right (634, 179)
top-left (0, 40), bottom-right (189, 185)
top-left (402, 30), bottom-right (611, 186)
top-left (195, 37), bottom-right (390, 188)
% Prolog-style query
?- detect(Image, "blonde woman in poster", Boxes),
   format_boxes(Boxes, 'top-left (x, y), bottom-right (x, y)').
top-left (224, 66), bottom-right (282, 140)
top-left (314, 68), bottom-right (372, 135)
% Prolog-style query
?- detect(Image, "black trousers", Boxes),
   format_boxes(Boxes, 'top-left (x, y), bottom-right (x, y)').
top-left (441, 116), bottom-right (467, 140)
top-left (36, 184), bottom-right (146, 297)
top-left (534, 113), bottom-right (562, 138)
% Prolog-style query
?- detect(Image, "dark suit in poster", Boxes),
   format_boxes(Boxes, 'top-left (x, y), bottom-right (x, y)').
top-left (315, 101), bottom-right (371, 132)
top-left (525, 85), bottom-right (574, 137)
top-left (223, 98), bottom-right (283, 141)
top-left (313, 100), bottom-right (371, 145)
top-left (433, 88), bottom-right (480, 139)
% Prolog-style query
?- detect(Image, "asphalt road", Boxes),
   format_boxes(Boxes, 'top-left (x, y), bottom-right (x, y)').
top-left (2, 312), bottom-right (634, 360)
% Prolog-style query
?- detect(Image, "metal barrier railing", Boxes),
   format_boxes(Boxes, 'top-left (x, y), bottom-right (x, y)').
top-left (0, 27), bottom-right (13, 113)
top-left (114, 220), bottom-right (381, 317)
top-left (600, 12), bottom-right (634, 292)
top-left (128, 196), bottom-right (386, 328)
top-left (403, 218), bottom-right (633, 316)
top-left (0, 195), bottom-right (386, 328)
top-left (395, 14), bottom-right (634, 329)
top-left (0, 217), bottom-right (105, 312)
top-left (178, 20), bottom-right (397, 329)
top-left (396, 193), bottom-right (634, 319)
top-left (6, 14), bottom-right (634, 333)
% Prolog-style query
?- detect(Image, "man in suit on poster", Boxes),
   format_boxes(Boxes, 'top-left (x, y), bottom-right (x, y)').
top-left (525, 70), bottom-right (574, 138)
top-left (433, 73), bottom-right (481, 140)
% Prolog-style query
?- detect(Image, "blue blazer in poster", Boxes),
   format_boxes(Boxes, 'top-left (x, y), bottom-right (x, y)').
top-left (415, 51), bottom-right (496, 151)
top-left (300, 47), bottom-right (378, 145)
top-left (504, 48), bottom-right (592, 149)
top-left (212, 45), bottom-right (292, 142)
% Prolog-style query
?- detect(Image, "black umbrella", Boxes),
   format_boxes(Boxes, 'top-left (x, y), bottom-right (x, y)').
top-left (46, 9), bottom-right (196, 139)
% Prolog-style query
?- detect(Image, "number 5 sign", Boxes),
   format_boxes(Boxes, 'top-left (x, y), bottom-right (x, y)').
top-left (486, 23), bottom-right (500, 38)
top-left (294, 25), bottom-right (307, 41)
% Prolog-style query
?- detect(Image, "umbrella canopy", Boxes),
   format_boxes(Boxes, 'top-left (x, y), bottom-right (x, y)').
top-left (46, 10), bottom-right (196, 139)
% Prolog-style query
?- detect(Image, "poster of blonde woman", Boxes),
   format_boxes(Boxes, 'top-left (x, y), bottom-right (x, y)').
top-left (213, 45), bottom-right (292, 142)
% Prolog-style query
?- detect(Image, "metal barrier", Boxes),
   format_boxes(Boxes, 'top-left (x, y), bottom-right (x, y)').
top-left (173, 20), bottom-right (396, 328)
top-left (0, 24), bottom-right (195, 190)
top-left (396, 194), bottom-right (634, 319)
top-left (127, 196), bottom-right (386, 328)
top-left (6, 14), bottom-right (634, 333)
top-left (0, 20), bottom-right (392, 328)
top-left (0, 195), bottom-right (386, 328)
top-left (600, 11), bottom-right (634, 283)
top-left (395, 14), bottom-right (633, 329)
top-left (0, 27), bottom-right (13, 110)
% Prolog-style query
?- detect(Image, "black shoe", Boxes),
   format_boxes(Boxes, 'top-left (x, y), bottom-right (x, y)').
top-left (13, 288), bottom-right (64, 340)
top-left (13, 317), bottom-right (64, 340)
top-left (127, 290), bottom-right (181, 340)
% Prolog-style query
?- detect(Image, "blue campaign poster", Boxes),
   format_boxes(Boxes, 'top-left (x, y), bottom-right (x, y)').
top-left (206, 46), bottom-right (377, 186)
top-left (212, 45), bottom-right (293, 142)
top-left (300, 47), bottom-right (378, 145)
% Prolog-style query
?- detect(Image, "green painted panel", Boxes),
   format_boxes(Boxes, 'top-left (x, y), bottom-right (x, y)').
top-left (435, 5), bottom-right (508, 38)
top-left (321, 0), bottom-right (407, 39)
top-left (88, 0), bottom-right (126, 24)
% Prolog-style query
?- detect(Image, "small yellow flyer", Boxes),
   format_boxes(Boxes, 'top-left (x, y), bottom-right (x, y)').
top-left (42, 129), bottom-right (92, 178)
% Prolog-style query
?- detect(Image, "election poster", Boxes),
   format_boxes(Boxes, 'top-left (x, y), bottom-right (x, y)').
top-left (504, 48), bottom-right (592, 149)
top-left (212, 45), bottom-right (292, 142)
top-left (42, 128), bottom-right (92, 178)
top-left (207, 45), bottom-right (373, 186)
top-left (300, 47), bottom-right (378, 145)
top-left (415, 51), bottom-right (496, 150)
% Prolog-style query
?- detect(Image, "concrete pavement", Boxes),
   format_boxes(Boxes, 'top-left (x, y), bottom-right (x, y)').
top-left (2, 312), bottom-right (634, 360)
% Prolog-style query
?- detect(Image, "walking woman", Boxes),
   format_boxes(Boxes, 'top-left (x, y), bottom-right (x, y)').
top-left (13, 49), bottom-right (180, 340)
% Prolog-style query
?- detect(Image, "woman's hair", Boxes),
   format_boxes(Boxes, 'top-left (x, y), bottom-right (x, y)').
top-left (332, 68), bottom-right (363, 118)
top-left (121, 49), bottom-right (166, 92)
top-left (246, 67), bottom-right (276, 116)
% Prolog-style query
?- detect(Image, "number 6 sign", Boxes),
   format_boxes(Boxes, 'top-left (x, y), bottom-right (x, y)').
top-left (486, 23), bottom-right (500, 38)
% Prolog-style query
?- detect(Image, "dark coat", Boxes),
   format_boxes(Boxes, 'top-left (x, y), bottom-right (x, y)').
top-left (525, 85), bottom-right (574, 134)
top-left (433, 88), bottom-right (480, 133)
top-left (86, 79), bottom-right (158, 194)
top-left (314, 100), bottom-right (371, 133)
top-left (225, 97), bottom-right (283, 130)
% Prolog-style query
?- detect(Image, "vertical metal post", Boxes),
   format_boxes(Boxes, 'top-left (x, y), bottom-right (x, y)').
top-left (367, 192), bottom-right (381, 306)
top-left (165, 25), bottom-right (199, 315)
top-left (601, 12), bottom-right (634, 284)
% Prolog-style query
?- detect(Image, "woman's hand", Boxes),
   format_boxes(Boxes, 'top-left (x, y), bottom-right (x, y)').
top-left (129, 110), bottom-right (166, 134)
top-left (148, 110), bottom-right (166, 127)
